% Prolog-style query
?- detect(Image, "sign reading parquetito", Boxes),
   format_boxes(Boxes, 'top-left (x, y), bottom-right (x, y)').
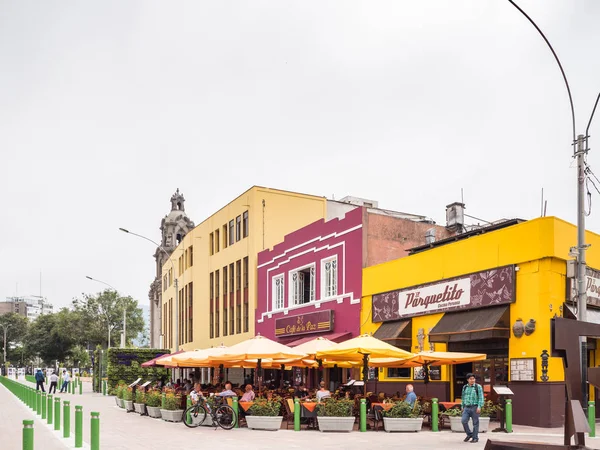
top-left (372, 265), bottom-right (515, 322)
top-left (275, 310), bottom-right (333, 337)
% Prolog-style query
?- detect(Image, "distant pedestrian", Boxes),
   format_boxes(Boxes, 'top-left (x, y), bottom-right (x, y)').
top-left (49, 372), bottom-right (58, 394)
top-left (35, 369), bottom-right (45, 392)
top-left (59, 370), bottom-right (70, 393)
top-left (461, 373), bottom-right (484, 443)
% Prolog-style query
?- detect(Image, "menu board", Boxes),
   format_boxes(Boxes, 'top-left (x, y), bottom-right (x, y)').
top-left (510, 358), bottom-right (536, 381)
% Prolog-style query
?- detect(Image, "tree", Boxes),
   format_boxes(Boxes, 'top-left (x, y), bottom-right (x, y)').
top-left (0, 312), bottom-right (29, 364)
top-left (25, 309), bottom-right (78, 365)
top-left (72, 290), bottom-right (145, 348)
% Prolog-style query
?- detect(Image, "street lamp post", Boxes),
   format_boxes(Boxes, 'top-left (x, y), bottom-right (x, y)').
top-left (85, 276), bottom-right (126, 348)
top-left (1, 323), bottom-right (12, 369)
top-left (119, 228), bottom-right (179, 350)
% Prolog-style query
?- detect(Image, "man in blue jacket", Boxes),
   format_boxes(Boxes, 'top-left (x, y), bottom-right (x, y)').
top-left (34, 369), bottom-right (45, 392)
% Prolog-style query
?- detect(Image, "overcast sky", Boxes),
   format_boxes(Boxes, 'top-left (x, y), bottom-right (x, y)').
top-left (2, 1), bottom-right (600, 312)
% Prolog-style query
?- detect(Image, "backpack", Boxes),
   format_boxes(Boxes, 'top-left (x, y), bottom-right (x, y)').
top-left (462, 383), bottom-right (482, 403)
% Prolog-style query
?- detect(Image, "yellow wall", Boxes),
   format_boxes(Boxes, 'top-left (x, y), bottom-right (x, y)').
top-left (162, 186), bottom-right (327, 352)
top-left (362, 217), bottom-right (600, 384)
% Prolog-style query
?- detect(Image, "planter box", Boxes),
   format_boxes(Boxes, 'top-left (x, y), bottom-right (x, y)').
top-left (160, 409), bottom-right (184, 423)
top-left (201, 416), bottom-right (216, 427)
top-left (123, 400), bottom-right (135, 412)
top-left (117, 398), bottom-right (125, 409)
top-left (146, 406), bottom-right (162, 419)
top-left (317, 416), bottom-right (355, 432)
top-left (246, 416), bottom-right (283, 431)
top-left (133, 403), bottom-right (146, 415)
top-left (383, 417), bottom-right (423, 432)
top-left (449, 416), bottom-right (490, 433)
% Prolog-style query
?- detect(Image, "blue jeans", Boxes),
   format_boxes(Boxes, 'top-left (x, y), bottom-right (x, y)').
top-left (461, 405), bottom-right (479, 440)
top-left (60, 381), bottom-right (69, 393)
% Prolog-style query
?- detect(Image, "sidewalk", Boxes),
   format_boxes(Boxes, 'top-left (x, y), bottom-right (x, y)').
top-left (6, 379), bottom-right (600, 449)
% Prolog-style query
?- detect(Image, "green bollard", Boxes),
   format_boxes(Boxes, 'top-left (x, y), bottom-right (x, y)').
top-left (432, 398), bottom-right (439, 432)
top-left (589, 401), bottom-right (596, 438)
top-left (186, 395), bottom-right (192, 425)
top-left (47, 394), bottom-right (53, 425)
top-left (103, 380), bottom-right (106, 396)
top-left (36, 390), bottom-right (42, 415)
top-left (232, 397), bottom-right (239, 428)
top-left (91, 412), bottom-right (100, 450)
top-left (161, 392), bottom-right (166, 409)
top-left (63, 400), bottom-right (71, 438)
top-left (22, 420), bottom-right (34, 450)
top-left (294, 398), bottom-right (300, 431)
top-left (42, 392), bottom-right (47, 419)
top-left (360, 398), bottom-right (366, 432)
top-left (79, 380), bottom-right (82, 395)
top-left (54, 397), bottom-right (61, 431)
top-left (506, 398), bottom-right (513, 433)
top-left (75, 405), bottom-right (83, 448)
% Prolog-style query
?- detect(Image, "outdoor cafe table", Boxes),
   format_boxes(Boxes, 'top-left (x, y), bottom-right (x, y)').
top-left (370, 403), bottom-right (393, 411)
top-left (301, 402), bottom-right (318, 429)
top-left (239, 401), bottom-right (254, 411)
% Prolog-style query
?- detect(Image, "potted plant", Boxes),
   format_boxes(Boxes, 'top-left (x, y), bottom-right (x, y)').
top-left (134, 389), bottom-right (146, 415)
top-left (382, 401), bottom-right (423, 432)
top-left (444, 406), bottom-right (464, 432)
top-left (316, 398), bottom-right (355, 432)
top-left (446, 401), bottom-right (499, 433)
top-left (145, 390), bottom-right (163, 419)
top-left (200, 395), bottom-right (218, 427)
top-left (123, 387), bottom-right (135, 412)
top-left (246, 397), bottom-right (283, 431)
top-left (160, 392), bottom-right (184, 422)
top-left (115, 384), bottom-right (126, 409)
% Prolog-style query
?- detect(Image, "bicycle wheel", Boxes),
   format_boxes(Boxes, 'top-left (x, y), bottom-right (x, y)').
top-left (183, 404), bottom-right (207, 428)
top-left (214, 405), bottom-right (237, 430)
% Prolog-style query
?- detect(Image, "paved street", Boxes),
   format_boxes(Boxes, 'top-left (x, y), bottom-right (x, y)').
top-left (3, 379), bottom-right (600, 449)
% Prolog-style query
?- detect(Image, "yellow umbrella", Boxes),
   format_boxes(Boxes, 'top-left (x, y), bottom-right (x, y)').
top-left (370, 351), bottom-right (487, 368)
top-left (316, 334), bottom-right (414, 394)
top-left (168, 345), bottom-right (229, 366)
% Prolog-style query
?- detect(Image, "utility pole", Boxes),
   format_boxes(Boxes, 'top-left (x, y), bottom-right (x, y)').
top-left (121, 306), bottom-right (127, 348)
top-left (576, 134), bottom-right (589, 408)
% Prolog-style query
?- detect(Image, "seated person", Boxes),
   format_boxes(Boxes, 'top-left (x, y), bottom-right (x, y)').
top-left (190, 383), bottom-right (202, 404)
top-left (216, 381), bottom-right (237, 398)
top-left (240, 384), bottom-right (255, 402)
top-left (316, 381), bottom-right (331, 402)
top-left (405, 384), bottom-right (417, 407)
top-left (294, 382), bottom-right (309, 399)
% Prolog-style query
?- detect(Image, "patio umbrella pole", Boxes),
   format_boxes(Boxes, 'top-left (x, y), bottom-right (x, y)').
top-left (257, 359), bottom-right (262, 393)
top-left (280, 364), bottom-right (285, 390)
top-left (362, 354), bottom-right (369, 396)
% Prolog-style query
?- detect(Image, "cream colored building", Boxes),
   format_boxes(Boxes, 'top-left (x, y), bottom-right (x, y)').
top-left (160, 186), bottom-right (327, 353)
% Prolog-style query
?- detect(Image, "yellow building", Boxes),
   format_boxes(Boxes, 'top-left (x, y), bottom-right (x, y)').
top-left (361, 216), bottom-right (600, 427)
top-left (160, 186), bottom-right (327, 359)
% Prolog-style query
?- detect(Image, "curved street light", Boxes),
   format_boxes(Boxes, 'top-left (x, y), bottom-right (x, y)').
top-left (119, 228), bottom-right (179, 350)
top-left (85, 276), bottom-right (126, 348)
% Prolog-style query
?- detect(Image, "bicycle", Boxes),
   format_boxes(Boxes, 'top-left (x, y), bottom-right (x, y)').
top-left (183, 395), bottom-right (237, 430)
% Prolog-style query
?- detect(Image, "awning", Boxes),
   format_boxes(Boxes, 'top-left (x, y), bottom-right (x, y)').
top-left (140, 350), bottom-right (184, 367)
top-left (429, 305), bottom-right (510, 343)
top-left (373, 320), bottom-right (410, 341)
top-left (287, 332), bottom-right (352, 347)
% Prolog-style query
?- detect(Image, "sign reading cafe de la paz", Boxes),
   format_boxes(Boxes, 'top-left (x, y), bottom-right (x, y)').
top-left (372, 265), bottom-right (515, 322)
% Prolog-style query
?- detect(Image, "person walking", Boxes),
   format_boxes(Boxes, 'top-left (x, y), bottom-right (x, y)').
top-left (59, 370), bottom-right (70, 393)
top-left (461, 373), bottom-right (484, 443)
top-left (48, 371), bottom-right (58, 394)
top-left (34, 369), bottom-right (45, 392)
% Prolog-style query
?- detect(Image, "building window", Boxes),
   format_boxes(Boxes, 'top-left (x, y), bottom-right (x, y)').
top-left (243, 257), bottom-right (249, 288)
top-left (387, 368), bottom-right (411, 378)
top-left (188, 282), bottom-right (193, 342)
top-left (236, 215), bottom-right (241, 242)
top-left (223, 309), bottom-right (228, 336)
top-left (210, 272), bottom-right (214, 300)
top-left (210, 233), bottom-right (214, 255)
top-left (163, 275), bottom-right (167, 292)
top-left (272, 275), bottom-right (284, 311)
top-left (236, 305), bottom-right (241, 334)
top-left (322, 257), bottom-right (338, 298)
top-left (215, 230), bottom-right (219, 253)
top-left (229, 263), bottom-right (234, 293)
top-left (290, 266), bottom-right (315, 305)
top-left (236, 260), bottom-right (241, 291)
top-left (210, 311), bottom-right (214, 338)
top-left (179, 255), bottom-right (183, 275)
top-left (229, 220), bottom-right (234, 246)
top-left (215, 310), bottom-right (220, 338)
top-left (223, 266), bottom-right (228, 295)
top-left (215, 270), bottom-right (220, 298)
top-left (243, 211), bottom-right (249, 238)
top-left (230, 305), bottom-right (234, 335)
top-left (243, 302), bottom-right (249, 333)
top-left (222, 225), bottom-right (228, 249)
top-left (184, 249), bottom-right (188, 270)
top-left (189, 245), bottom-right (193, 267)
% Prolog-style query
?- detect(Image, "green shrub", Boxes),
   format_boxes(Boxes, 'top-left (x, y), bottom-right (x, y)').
top-left (163, 393), bottom-right (182, 411)
top-left (106, 348), bottom-right (171, 389)
top-left (145, 390), bottom-right (162, 407)
top-left (481, 400), bottom-right (501, 418)
top-left (383, 401), bottom-right (420, 419)
top-left (123, 387), bottom-right (133, 401)
top-left (444, 407), bottom-right (462, 417)
top-left (248, 398), bottom-right (282, 417)
top-left (82, 371), bottom-right (89, 378)
top-left (135, 390), bottom-right (145, 404)
top-left (116, 385), bottom-right (125, 399)
top-left (316, 398), bottom-right (353, 417)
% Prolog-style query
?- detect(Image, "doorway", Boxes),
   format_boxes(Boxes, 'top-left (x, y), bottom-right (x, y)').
top-left (454, 362), bottom-right (472, 401)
